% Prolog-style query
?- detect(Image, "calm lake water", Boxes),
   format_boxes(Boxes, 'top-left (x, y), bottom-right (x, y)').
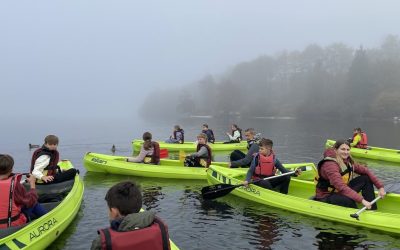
top-left (2, 118), bottom-right (400, 249)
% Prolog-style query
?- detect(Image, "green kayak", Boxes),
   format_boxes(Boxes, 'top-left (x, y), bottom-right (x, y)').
top-left (206, 165), bottom-right (400, 235)
top-left (132, 139), bottom-right (248, 152)
top-left (83, 152), bottom-right (316, 181)
top-left (0, 165), bottom-right (84, 249)
top-left (170, 240), bottom-right (179, 250)
top-left (326, 139), bottom-right (400, 163)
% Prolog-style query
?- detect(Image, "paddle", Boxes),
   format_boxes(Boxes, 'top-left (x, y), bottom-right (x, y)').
top-left (201, 167), bottom-right (305, 200)
top-left (179, 150), bottom-right (186, 162)
top-left (350, 196), bottom-right (381, 220)
top-left (350, 182), bottom-right (399, 220)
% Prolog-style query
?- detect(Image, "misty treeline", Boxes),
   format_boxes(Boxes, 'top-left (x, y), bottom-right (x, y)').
top-left (140, 35), bottom-right (400, 122)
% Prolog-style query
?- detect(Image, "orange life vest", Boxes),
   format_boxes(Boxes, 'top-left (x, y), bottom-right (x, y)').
top-left (0, 174), bottom-right (27, 228)
top-left (352, 132), bottom-right (368, 149)
top-left (358, 132), bottom-right (368, 149)
top-left (253, 152), bottom-right (276, 179)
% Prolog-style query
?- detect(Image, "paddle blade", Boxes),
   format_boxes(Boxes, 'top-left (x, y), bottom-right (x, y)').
top-left (160, 149), bottom-right (169, 158)
top-left (179, 150), bottom-right (186, 162)
top-left (350, 213), bottom-right (360, 220)
top-left (201, 183), bottom-right (238, 200)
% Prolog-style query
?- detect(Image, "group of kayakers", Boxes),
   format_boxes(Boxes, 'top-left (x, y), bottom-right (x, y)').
top-left (164, 123), bottom-right (243, 145)
top-left (2, 124), bottom-right (386, 249)
top-left (1, 134), bottom-right (167, 250)
top-left (0, 135), bottom-right (78, 229)
top-left (133, 125), bottom-right (386, 210)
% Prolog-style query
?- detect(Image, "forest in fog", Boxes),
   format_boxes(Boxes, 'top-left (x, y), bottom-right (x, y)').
top-left (140, 35), bottom-right (400, 122)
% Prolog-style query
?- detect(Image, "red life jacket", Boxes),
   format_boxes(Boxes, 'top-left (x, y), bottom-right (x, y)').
top-left (352, 132), bottom-right (368, 149)
top-left (195, 144), bottom-right (212, 168)
top-left (150, 142), bottom-right (160, 165)
top-left (30, 146), bottom-right (60, 176)
top-left (253, 152), bottom-right (276, 179)
top-left (99, 217), bottom-right (170, 250)
top-left (0, 174), bottom-right (27, 228)
top-left (359, 132), bottom-right (368, 149)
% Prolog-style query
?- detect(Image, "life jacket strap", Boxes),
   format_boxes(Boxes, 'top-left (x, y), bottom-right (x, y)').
top-left (0, 213), bottom-right (21, 224)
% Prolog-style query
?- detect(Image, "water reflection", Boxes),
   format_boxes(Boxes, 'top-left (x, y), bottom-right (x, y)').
top-left (142, 186), bottom-right (164, 210)
top-left (243, 210), bottom-right (280, 250)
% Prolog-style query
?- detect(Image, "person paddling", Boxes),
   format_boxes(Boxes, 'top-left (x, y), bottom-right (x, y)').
top-left (242, 138), bottom-right (300, 194)
top-left (314, 140), bottom-right (385, 209)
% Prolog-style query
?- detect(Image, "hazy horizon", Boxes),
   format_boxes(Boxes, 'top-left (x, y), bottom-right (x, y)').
top-left (2, 0), bottom-right (400, 124)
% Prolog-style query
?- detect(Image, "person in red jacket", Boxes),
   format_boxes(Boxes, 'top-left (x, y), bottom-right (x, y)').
top-left (315, 140), bottom-right (386, 209)
top-left (0, 154), bottom-right (46, 228)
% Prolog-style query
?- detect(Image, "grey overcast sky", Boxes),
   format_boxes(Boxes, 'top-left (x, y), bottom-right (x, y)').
top-left (1, 0), bottom-right (400, 120)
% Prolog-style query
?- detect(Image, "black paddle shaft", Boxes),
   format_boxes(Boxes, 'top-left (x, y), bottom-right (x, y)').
top-left (201, 170), bottom-right (299, 200)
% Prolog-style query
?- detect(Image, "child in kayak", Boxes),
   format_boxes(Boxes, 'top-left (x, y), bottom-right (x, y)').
top-left (127, 132), bottom-right (160, 164)
top-left (223, 124), bottom-right (242, 143)
top-left (91, 181), bottom-right (170, 250)
top-left (184, 133), bottom-right (212, 168)
top-left (201, 124), bottom-right (215, 143)
top-left (0, 154), bottom-right (46, 228)
top-left (242, 138), bottom-right (300, 194)
top-left (315, 139), bottom-right (385, 209)
top-left (228, 128), bottom-right (259, 168)
top-left (165, 125), bottom-right (184, 144)
top-left (349, 127), bottom-right (368, 149)
top-left (31, 135), bottom-right (77, 184)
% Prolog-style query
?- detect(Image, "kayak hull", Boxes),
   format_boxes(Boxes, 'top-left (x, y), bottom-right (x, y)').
top-left (0, 170), bottom-right (84, 249)
top-left (206, 165), bottom-right (400, 235)
top-left (326, 139), bottom-right (400, 163)
top-left (132, 140), bottom-right (248, 152)
top-left (84, 152), bottom-right (209, 180)
top-left (84, 152), bottom-right (316, 181)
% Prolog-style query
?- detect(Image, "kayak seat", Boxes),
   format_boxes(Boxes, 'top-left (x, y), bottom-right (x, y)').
top-left (41, 201), bottom-right (61, 212)
top-left (0, 223), bottom-right (29, 239)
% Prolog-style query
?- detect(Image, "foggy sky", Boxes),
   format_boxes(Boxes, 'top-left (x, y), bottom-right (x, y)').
top-left (1, 0), bottom-right (400, 121)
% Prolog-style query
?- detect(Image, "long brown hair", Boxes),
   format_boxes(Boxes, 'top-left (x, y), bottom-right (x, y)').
top-left (333, 139), bottom-right (354, 166)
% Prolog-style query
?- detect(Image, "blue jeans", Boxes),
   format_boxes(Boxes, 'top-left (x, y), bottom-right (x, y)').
top-left (22, 203), bottom-right (47, 220)
top-left (165, 138), bottom-right (179, 143)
